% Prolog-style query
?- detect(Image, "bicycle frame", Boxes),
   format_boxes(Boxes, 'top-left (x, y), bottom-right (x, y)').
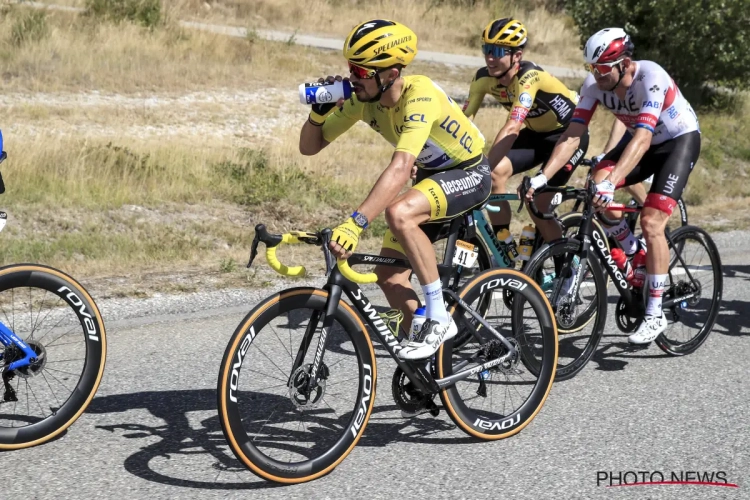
top-left (293, 256), bottom-right (520, 398)
top-left (0, 323), bottom-right (36, 372)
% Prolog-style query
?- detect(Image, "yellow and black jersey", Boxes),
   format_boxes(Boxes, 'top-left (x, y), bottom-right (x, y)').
top-left (463, 61), bottom-right (579, 133)
top-left (322, 75), bottom-right (486, 171)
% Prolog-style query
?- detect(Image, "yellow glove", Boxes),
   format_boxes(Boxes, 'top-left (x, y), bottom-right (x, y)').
top-left (331, 218), bottom-right (363, 252)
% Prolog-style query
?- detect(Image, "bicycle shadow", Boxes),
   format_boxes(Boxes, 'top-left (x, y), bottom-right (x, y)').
top-left (715, 265), bottom-right (750, 337)
top-left (86, 388), bottom-right (471, 490)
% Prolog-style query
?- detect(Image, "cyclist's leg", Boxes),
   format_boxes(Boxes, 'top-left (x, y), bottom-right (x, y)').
top-left (487, 129), bottom-right (536, 231)
top-left (631, 131), bottom-right (701, 343)
top-left (532, 128), bottom-right (590, 243)
top-left (390, 156), bottom-right (492, 360)
top-left (375, 223), bottom-right (442, 333)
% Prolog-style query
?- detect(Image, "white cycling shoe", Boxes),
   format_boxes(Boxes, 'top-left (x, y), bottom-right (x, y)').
top-left (398, 318), bottom-right (457, 360)
top-left (629, 312), bottom-right (668, 344)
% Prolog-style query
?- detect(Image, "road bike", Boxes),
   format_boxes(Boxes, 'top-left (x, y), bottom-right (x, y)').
top-left (217, 221), bottom-right (558, 484)
top-left (0, 151), bottom-right (107, 450)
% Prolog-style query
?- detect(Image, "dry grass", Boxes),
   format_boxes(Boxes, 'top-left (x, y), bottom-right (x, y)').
top-left (0, 3), bottom-right (747, 296)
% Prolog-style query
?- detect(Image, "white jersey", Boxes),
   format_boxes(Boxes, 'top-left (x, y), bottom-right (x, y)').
top-left (571, 60), bottom-right (699, 145)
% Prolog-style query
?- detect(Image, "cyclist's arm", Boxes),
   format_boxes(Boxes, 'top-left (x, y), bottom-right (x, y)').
top-left (602, 118), bottom-right (628, 154)
top-left (539, 121), bottom-right (587, 180)
top-left (462, 77), bottom-right (486, 120)
top-left (605, 126), bottom-right (653, 186)
top-left (299, 99), bottom-right (361, 156)
top-left (356, 88), bottom-right (439, 221)
top-left (355, 151), bottom-right (414, 222)
top-left (488, 118), bottom-right (522, 169)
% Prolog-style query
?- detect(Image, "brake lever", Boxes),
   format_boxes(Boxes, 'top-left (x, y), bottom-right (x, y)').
top-left (320, 228), bottom-right (335, 277)
top-left (247, 231), bottom-right (261, 268)
top-left (517, 176), bottom-right (531, 213)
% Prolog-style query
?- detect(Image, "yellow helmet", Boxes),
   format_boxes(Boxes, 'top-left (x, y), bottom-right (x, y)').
top-left (343, 20), bottom-right (418, 68)
top-left (482, 18), bottom-right (527, 48)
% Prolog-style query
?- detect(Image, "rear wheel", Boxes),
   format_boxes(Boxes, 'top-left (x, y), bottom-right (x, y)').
top-left (655, 226), bottom-right (722, 355)
top-left (437, 268), bottom-right (557, 438)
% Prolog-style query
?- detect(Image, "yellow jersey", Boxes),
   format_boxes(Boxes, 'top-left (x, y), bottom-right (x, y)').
top-left (322, 75), bottom-right (486, 170)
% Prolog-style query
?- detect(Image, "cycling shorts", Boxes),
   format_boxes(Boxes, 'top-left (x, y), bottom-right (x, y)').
top-left (600, 131), bottom-right (700, 201)
top-left (382, 155), bottom-right (492, 254)
top-left (507, 126), bottom-right (590, 186)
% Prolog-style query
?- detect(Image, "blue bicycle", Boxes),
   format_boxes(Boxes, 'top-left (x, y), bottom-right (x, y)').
top-left (0, 151), bottom-right (107, 450)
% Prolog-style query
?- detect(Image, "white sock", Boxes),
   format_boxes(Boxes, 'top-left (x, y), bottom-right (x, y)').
top-left (422, 279), bottom-right (449, 323)
top-left (645, 274), bottom-right (668, 316)
top-left (606, 219), bottom-right (639, 255)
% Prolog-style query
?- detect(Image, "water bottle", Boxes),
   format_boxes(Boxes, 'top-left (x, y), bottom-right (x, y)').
top-left (410, 307), bottom-right (426, 341)
top-left (496, 228), bottom-right (519, 263)
top-left (517, 224), bottom-right (536, 262)
top-left (299, 80), bottom-right (352, 105)
top-left (630, 248), bottom-right (647, 288)
top-left (611, 248), bottom-right (633, 281)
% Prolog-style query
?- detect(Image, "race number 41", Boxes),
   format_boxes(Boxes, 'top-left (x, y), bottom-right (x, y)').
top-left (453, 240), bottom-right (478, 268)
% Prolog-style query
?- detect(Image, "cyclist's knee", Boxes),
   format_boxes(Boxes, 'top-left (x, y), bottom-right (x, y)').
top-left (640, 209), bottom-right (668, 240)
top-left (385, 197), bottom-right (423, 231)
top-left (491, 158), bottom-right (512, 184)
top-left (591, 160), bottom-right (615, 183)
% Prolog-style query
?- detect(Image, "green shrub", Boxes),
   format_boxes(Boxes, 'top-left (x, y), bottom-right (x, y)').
top-left (84, 0), bottom-right (161, 28)
top-left (10, 10), bottom-right (49, 46)
top-left (565, 0), bottom-right (750, 102)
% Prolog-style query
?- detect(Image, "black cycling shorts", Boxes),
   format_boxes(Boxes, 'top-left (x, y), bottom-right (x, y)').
top-left (507, 126), bottom-right (590, 186)
top-left (383, 155), bottom-right (492, 254)
top-left (601, 131), bottom-right (701, 201)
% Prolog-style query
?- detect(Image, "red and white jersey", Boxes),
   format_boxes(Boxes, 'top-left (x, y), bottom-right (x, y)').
top-left (571, 60), bottom-right (699, 145)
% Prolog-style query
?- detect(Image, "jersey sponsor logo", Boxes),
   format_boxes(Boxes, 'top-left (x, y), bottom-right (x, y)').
top-left (642, 100), bottom-right (661, 109)
top-left (526, 106), bottom-right (546, 118)
top-left (519, 92), bottom-right (533, 108)
top-left (666, 104), bottom-right (679, 120)
top-left (406, 113), bottom-right (428, 123)
top-left (649, 85), bottom-right (660, 93)
top-left (439, 170), bottom-right (484, 195)
top-left (510, 106), bottom-right (529, 122)
top-left (601, 93), bottom-right (639, 113)
top-left (549, 95), bottom-right (572, 119)
top-left (407, 97), bottom-right (433, 104)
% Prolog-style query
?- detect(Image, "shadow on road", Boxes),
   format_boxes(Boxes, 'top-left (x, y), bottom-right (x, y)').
top-left (86, 388), bottom-right (470, 490)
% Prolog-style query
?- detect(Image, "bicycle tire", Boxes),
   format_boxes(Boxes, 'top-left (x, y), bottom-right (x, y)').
top-left (550, 212), bottom-right (609, 333)
top-left (436, 268), bottom-right (557, 439)
top-left (516, 239), bottom-right (607, 381)
top-left (655, 226), bottom-right (723, 356)
top-left (217, 287), bottom-right (376, 484)
top-left (0, 264), bottom-right (107, 450)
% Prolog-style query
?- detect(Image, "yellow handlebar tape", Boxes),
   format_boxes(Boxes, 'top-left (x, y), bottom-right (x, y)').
top-left (265, 233), bottom-right (307, 277)
top-left (337, 259), bottom-right (378, 284)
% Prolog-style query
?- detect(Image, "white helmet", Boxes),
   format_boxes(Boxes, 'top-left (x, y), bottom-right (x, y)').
top-left (583, 28), bottom-right (634, 64)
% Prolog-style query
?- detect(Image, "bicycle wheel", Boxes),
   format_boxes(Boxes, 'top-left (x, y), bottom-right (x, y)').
top-left (0, 264), bottom-right (106, 450)
top-left (217, 287), bottom-right (376, 484)
top-left (517, 240), bottom-right (607, 381)
top-left (655, 226), bottom-right (722, 355)
top-left (436, 268), bottom-right (557, 439)
top-left (544, 212), bottom-right (608, 334)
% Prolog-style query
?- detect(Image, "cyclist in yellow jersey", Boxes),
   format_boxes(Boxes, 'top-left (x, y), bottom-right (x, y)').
top-left (464, 18), bottom-right (590, 244)
top-left (300, 20), bottom-right (491, 362)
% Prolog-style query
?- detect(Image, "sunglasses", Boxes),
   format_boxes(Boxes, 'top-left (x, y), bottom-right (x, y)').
top-left (348, 62), bottom-right (378, 79)
top-left (481, 44), bottom-right (513, 58)
top-left (586, 59), bottom-right (624, 76)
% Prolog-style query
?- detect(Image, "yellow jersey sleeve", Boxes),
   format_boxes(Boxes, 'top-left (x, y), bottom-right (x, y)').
top-left (463, 69), bottom-right (491, 119)
top-left (321, 97), bottom-right (365, 144)
top-left (394, 82), bottom-right (442, 158)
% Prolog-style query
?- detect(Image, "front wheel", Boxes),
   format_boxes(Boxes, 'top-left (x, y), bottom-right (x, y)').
top-left (436, 268), bottom-right (557, 439)
top-left (0, 264), bottom-right (107, 449)
top-left (217, 287), bottom-right (377, 484)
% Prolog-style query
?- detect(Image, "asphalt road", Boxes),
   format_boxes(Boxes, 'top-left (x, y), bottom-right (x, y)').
top-left (2, 230), bottom-right (749, 500)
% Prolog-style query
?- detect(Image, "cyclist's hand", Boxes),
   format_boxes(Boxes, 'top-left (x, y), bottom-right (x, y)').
top-left (524, 173), bottom-right (547, 201)
top-left (593, 179), bottom-right (615, 209)
top-left (591, 153), bottom-right (606, 167)
top-left (310, 75), bottom-right (348, 123)
top-left (329, 218), bottom-right (363, 259)
top-left (410, 165), bottom-right (418, 180)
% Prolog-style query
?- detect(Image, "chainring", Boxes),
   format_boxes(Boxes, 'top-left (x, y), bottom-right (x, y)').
top-left (391, 366), bottom-right (433, 414)
top-left (615, 296), bottom-right (641, 333)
